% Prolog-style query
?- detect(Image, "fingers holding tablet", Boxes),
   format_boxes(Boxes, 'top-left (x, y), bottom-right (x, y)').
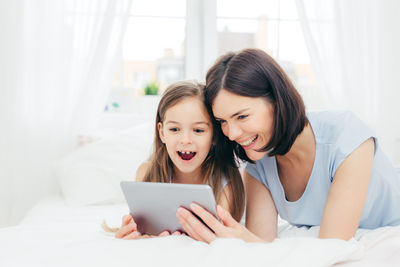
top-left (115, 214), bottom-right (138, 239)
top-left (190, 203), bottom-right (224, 234)
top-left (177, 203), bottom-right (262, 243)
top-left (176, 206), bottom-right (216, 243)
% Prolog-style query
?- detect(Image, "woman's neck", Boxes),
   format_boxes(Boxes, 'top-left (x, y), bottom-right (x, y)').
top-left (171, 166), bottom-right (204, 184)
top-left (276, 123), bottom-right (316, 166)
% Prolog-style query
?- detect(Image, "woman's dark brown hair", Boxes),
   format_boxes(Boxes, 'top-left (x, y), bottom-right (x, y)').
top-left (205, 48), bottom-right (307, 162)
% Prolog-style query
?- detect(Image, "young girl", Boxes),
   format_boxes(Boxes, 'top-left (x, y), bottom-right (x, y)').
top-left (114, 81), bottom-right (245, 239)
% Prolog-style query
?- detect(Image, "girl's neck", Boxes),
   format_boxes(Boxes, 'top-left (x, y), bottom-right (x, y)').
top-left (171, 166), bottom-right (204, 184)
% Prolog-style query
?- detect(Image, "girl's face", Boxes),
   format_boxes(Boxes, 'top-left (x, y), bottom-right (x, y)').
top-left (212, 89), bottom-right (274, 161)
top-left (158, 97), bottom-right (213, 175)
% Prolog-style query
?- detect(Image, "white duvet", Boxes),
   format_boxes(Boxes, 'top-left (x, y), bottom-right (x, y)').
top-left (1, 195), bottom-right (399, 267)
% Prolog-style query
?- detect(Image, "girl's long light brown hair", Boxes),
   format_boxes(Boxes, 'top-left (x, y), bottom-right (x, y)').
top-left (142, 81), bottom-right (245, 222)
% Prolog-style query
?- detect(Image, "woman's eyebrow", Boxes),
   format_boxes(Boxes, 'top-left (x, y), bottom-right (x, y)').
top-left (215, 108), bottom-right (249, 120)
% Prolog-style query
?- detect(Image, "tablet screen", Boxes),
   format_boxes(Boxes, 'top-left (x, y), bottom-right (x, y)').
top-left (120, 181), bottom-right (219, 235)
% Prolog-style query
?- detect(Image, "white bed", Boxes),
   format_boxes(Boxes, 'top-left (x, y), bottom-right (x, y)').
top-left (1, 120), bottom-right (399, 267)
top-left (0, 194), bottom-right (399, 267)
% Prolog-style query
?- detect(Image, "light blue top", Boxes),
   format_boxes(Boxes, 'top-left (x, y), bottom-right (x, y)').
top-left (245, 110), bottom-right (400, 229)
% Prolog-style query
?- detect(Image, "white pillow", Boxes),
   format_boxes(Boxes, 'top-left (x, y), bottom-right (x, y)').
top-left (54, 122), bottom-right (155, 206)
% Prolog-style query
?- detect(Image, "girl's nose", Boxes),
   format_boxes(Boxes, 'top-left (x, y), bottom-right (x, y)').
top-left (180, 131), bottom-right (192, 144)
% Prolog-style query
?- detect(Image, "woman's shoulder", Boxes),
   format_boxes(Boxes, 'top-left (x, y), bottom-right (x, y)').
top-left (244, 155), bottom-right (276, 180)
top-left (307, 110), bottom-right (372, 144)
top-left (307, 110), bottom-right (356, 129)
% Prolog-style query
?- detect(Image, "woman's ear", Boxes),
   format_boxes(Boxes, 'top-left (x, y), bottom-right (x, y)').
top-left (158, 122), bottom-right (165, 143)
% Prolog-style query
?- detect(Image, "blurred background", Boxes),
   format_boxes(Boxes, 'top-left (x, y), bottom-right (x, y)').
top-left (1, 0), bottom-right (399, 227)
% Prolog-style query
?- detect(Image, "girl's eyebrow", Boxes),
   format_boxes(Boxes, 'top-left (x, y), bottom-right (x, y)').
top-left (193, 122), bottom-right (210, 126)
top-left (165, 121), bottom-right (180, 124)
top-left (214, 108), bottom-right (249, 120)
top-left (165, 121), bottom-right (210, 125)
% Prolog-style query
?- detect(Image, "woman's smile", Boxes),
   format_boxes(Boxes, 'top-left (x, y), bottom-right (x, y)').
top-left (238, 135), bottom-right (258, 149)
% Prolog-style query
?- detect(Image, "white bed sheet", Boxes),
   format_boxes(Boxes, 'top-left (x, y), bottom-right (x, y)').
top-left (1, 195), bottom-right (399, 267)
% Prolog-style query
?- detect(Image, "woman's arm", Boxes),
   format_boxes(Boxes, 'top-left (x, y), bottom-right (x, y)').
top-left (244, 171), bottom-right (278, 242)
top-left (319, 138), bottom-right (374, 240)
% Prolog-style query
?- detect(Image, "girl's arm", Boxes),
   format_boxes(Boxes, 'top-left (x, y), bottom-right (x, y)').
top-left (244, 171), bottom-right (278, 242)
top-left (135, 162), bottom-right (150, 182)
top-left (319, 138), bottom-right (374, 240)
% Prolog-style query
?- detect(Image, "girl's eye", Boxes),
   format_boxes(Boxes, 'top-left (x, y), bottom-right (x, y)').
top-left (217, 119), bottom-right (226, 124)
top-left (169, 128), bottom-right (179, 132)
top-left (237, 115), bottom-right (248, 120)
top-left (194, 129), bottom-right (205, 133)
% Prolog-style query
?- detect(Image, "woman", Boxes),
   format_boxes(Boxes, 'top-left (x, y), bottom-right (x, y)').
top-left (176, 48), bottom-right (400, 242)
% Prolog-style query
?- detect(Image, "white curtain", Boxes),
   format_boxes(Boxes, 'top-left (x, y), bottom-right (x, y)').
top-left (0, 0), bottom-right (132, 227)
top-left (296, 0), bottom-right (380, 122)
top-left (296, 0), bottom-right (400, 165)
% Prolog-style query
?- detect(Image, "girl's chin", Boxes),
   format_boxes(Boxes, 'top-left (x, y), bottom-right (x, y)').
top-left (173, 158), bottom-right (203, 172)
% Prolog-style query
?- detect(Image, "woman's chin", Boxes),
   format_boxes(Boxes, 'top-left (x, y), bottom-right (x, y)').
top-left (246, 150), bottom-right (267, 161)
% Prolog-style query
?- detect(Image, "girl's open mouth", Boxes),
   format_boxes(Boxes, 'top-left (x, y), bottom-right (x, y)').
top-left (177, 151), bottom-right (196, 161)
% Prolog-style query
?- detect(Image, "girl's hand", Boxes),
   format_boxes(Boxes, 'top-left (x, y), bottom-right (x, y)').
top-left (115, 214), bottom-right (141, 239)
top-left (138, 230), bottom-right (185, 239)
top-left (176, 204), bottom-right (263, 243)
top-left (115, 214), bottom-right (185, 239)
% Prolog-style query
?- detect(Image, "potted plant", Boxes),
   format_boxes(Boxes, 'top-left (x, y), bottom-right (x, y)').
top-left (136, 81), bottom-right (161, 114)
top-left (143, 81), bottom-right (159, 95)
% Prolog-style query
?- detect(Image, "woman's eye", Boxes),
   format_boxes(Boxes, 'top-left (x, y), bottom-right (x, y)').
top-left (169, 128), bottom-right (179, 132)
top-left (237, 115), bottom-right (248, 120)
top-left (218, 119), bottom-right (226, 124)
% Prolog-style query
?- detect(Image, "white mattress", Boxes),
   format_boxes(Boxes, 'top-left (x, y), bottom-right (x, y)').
top-left (1, 195), bottom-right (399, 267)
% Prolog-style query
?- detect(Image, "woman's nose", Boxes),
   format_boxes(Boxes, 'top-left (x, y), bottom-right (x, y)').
top-left (225, 122), bottom-right (242, 141)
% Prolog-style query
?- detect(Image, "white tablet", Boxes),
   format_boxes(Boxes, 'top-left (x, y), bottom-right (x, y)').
top-left (120, 181), bottom-right (219, 235)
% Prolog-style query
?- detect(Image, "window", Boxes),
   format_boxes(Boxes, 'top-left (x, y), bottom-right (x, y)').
top-left (106, 0), bottom-right (186, 113)
top-left (216, 0), bottom-right (317, 105)
top-left (106, 0), bottom-right (317, 113)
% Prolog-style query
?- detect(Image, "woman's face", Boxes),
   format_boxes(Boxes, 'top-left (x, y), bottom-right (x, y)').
top-left (212, 89), bottom-right (274, 161)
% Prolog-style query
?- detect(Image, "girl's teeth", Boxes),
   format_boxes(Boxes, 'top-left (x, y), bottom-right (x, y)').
top-left (178, 151), bottom-right (196, 160)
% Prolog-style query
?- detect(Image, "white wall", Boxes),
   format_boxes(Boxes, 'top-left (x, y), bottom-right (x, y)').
top-left (0, 0), bottom-right (23, 227)
top-left (376, 0), bottom-right (400, 166)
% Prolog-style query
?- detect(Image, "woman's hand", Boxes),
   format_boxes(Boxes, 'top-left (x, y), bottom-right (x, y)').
top-left (115, 214), bottom-right (184, 239)
top-left (176, 203), bottom-right (263, 243)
